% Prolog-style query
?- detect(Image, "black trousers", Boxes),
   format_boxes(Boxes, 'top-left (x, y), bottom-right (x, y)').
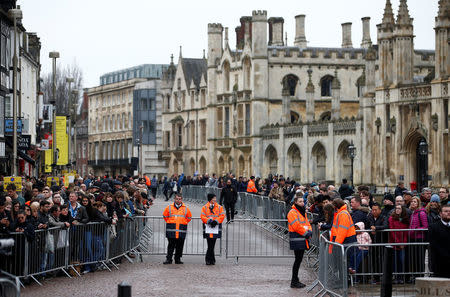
top-left (205, 238), bottom-right (217, 264)
top-left (224, 202), bottom-right (235, 222)
top-left (151, 187), bottom-right (157, 198)
top-left (166, 238), bottom-right (185, 261)
top-left (292, 249), bottom-right (305, 281)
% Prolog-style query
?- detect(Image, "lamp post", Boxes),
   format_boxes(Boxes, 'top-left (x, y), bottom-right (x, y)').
top-left (49, 51), bottom-right (60, 175)
top-left (72, 90), bottom-right (79, 170)
top-left (8, 8), bottom-right (22, 176)
top-left (418, 138), bottom-right (428, 191)
top-left (347, 141), bottom-right (356, 187)
top-left (66, 77), bottom-right (74, 168)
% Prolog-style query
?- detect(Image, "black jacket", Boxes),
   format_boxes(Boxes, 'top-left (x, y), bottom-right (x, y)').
top-left (351, 209), bottom-right (368, 227)
top-left (367, 213), bottom-right (388, 243)
top-left (338, 184), bottom-right (354, 199)
top-left (429, 220), bottom-right (450, 278)
top-left (74, 205), bottom-right (89, 224)
top-left (220, 185), bottom-right (238, 205)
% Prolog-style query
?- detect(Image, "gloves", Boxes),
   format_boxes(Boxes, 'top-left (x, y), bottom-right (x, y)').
top-left (304, 230), bottom-right (313, 239)
top-left (211, 220), bottom-right (218, 227)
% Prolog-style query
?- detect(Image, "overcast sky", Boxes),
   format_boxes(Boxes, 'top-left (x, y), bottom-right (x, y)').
top-left (19, 0), bottom-right (438, 89)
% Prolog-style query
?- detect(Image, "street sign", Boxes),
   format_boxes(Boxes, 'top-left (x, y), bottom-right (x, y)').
top-left (4, 118), bottom-right (22, 135)
top-left (4, 176), bottom-right (22, 192)
top-left (41, 139), bottom-right (50, 150)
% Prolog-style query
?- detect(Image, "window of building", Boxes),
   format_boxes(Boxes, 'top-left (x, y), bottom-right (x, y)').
top-left (122, 113), bottom-right (126, 129)
top-left (200, 120), bottom-right (206, 146)
top-left (444, 99), bottom-right (448, 129)
top-left (238, 104), bottom-right (244, 135)
top-left (245, 104), bottom-right (251, 135)
top-left (177, 124), bottom-right (182, 148)
top-left (103, 117), bottom-right (106, 132)
top-left (95, 142), bottom-right (99, 161)
top-left (141, 98), bottom-right (148, 110)
top-left (165, 131), bottom-right (170, 149)
top-left (282, 74), bottom-right (299, 96)
top-left (357, 76), bottom-right (364, 97)
top-left (128, 112), bottom-right (131, 130)
top-left (190, 121), bottom-right (195, 148)
top-left (5, 96), bottom-right (11, 117)
top-left (201, 89), bottom-right (206, 107)
top-left (223, 60), bottom-right (230, 92)
top-left (167, 95), bottom-right (171, 111)
top-left (225, 107), bottom-right (230, 137)
top-left (107, 115), bottom-right (111, 131)
top-left (217, 107), bottom-right (223, 137)
top-left (112, 115), bottom-right (115, 130)
top-left (320, 75), bottom-right (333, 97)
top-left (150, 98), bottom-right (155, 110)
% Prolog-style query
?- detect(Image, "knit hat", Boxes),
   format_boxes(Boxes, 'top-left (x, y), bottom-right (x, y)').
top-left (207, 193), bottom-right (216, 202)
top-left (383, 193), bottom-right (394, 203)
top-left (430, 194), bottom-right (440, 203)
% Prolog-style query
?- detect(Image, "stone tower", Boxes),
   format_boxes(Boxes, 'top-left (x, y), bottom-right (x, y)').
top-left (434, 0), bottom-right (450, 80)
top-left (377, 0), bottom-right (395, 87)
top-left (392, 0), bottom-right (414, 85)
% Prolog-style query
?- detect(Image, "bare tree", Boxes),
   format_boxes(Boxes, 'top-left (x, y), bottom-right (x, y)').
top-left (41, 62), bottom-right (83, 115)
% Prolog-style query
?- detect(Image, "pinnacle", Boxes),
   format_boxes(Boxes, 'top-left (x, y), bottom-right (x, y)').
top-left (396, 0), bottom-right (412, 26)
top-left (382, 0), bottom-right (395, 25)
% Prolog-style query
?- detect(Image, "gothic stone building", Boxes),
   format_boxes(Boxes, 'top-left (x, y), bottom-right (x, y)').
top-left (162, 0), bottom-right (449, 191)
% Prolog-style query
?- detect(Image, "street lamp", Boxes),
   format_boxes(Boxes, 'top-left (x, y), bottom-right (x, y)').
top-left (347, 141), bottom-right (356, 187)
top-left (49, 51), bottom-right (60, 175)
top-left (66, 77), bottom-right (74, 168)
top-left (8, 8), bottom-right (22, 176)
top-left (418, 138), bottom-right (428, 191)
top-left (418, 139), bottom-right (428, 156)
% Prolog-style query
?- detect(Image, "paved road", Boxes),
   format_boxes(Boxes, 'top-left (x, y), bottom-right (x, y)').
top-left (21, 197), bottom-right (317, 297)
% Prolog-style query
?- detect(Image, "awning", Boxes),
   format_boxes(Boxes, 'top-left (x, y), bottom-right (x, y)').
top-left (5, 137), bottom-right (36, 167)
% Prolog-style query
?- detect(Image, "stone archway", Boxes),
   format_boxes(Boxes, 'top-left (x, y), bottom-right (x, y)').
top-left (404, 130), bottom-right (428, 191)
top-left (287, 143), bottom-right (301, 180)
top-left (199, 156), bottom-right (206, 174)
top-left (312, 142), bottom-right (327, 182)
top-left (264, 145), bottom-right (278, 176)
top-left (337, 140), bottom-right (352, 183)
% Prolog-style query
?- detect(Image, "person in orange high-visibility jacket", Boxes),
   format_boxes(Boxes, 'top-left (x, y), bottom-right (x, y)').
top-left (162, 193), bottom-right (192, 264)
top-left (287, 194), bottom-right (312, 288)
top-left (329, 198), bottom-right (357, 272)
top-left (246, 176), bottom-right (258, 193)
top-left (201, 193), bottom-right (225, 265)
top-left (144, 175), bottom-right (151, 187)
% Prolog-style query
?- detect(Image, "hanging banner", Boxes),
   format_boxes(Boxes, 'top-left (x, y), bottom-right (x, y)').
top-left (63, 173), bottom-right (76, 187)
top-left (4, 176), bottom-right (22, 192)
top-left (46, 176), bottom-right (60, 187)
top-left (55, 116), bottom-right (68, 165)
top-left (44, 148), bottom-right (52, 173)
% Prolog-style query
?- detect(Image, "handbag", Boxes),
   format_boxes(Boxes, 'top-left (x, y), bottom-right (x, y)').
top-left (57, 229), bottom-right (69, 249)
top-left (45, 233), bottom-right (55, 253)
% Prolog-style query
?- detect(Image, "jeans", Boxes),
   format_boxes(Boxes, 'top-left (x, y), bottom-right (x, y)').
top-left (393, 249), bottom-right (405, 278)
top-left (355, 249), bottom-right (368, 272)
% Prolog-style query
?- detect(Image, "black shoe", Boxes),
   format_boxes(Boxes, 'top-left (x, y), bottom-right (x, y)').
top-left (205, 261), bottom-right (212, 265)
top-left (290, 280), bottom-right (306, 288)
top-left (175, 260), bottom-right (183, 264)
top-left (163, 260), bottom-right (172, 264)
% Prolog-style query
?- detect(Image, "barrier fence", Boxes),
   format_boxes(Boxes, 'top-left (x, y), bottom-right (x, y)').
top-left (311, 229), bottom-right (431, 297)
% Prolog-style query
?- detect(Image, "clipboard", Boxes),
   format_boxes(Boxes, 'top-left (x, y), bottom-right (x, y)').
top-left (205, 224), bottom-right (219, 234)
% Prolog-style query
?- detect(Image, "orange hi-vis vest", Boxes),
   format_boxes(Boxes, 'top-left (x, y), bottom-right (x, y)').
top-left (247, 179), bottom-right (257, 193)
top-left (287, 205), bottom-right (312, 250)
top-left (144, 175), bottom-right (151, 187)
top-left (162, 203), bottom-right (192, 239)
top-left (329, 204), bottom-right (357, 252)
top-left (201, 202), bottom-right (225, 239)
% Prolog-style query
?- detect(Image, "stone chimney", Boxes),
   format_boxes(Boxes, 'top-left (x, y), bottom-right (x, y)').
top-left (235, 16), bottom-right (252, 50)
top-left (268, 17), bottom-right (284, 46)
top-left (341, 22), bottom-right (353, 48)
top-left (294, 14), bottom-right (307, 48)
top-left (361, 17), bottom-right (372, 48)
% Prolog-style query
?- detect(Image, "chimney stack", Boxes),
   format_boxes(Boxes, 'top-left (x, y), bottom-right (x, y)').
top-left (294, 14), bottom-right (307, 48)
top-left (341, 22), bottom-right (353, 48)
top-left (268, 17), bottom-right (284, 46)
top-left (361, 17), bottom-right (372, 48)
top-left (235, 16), bottom-right (252, 50)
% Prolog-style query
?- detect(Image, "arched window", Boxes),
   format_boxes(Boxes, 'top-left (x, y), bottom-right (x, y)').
top-left (291, 111), bottom-right (300, 123)
top-left (320, 75), bottom-right (334, 97)
top-left (243, 57), bottom-right (251, 89)
top-left (128, 112), bottom-right (131, 130)
top-left (356, 76), bottom-right (365, 97)
top-left (282, 74), bottom-right (299, 96)
top-left (320, 111), bottom-right (331, 121)
top-left (223, 60), bottom-right (230, 92)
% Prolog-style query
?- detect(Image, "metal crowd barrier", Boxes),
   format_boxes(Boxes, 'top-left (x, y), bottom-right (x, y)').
top-left (134, 216), bottom-right (222, 256)
top-left (0, 218), bottom-right (145, 287)
top-left (310, 229), bottom-right (431, 297)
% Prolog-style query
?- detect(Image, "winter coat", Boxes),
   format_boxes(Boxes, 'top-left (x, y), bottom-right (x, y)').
top-left (366, 213), bottom-right (388, 243)
top-left (429, 220), bottom-right (450, 278)
top-left (388, 216), bottom-right (409, 250)
top-left (338, 184), bottom-right (354, 199)
top-left (355, 222), bottom-right (371, 250)
top-left (220, 185), bottom-right (237, 205)
top-left (409, 208), bottom-right (428, 240)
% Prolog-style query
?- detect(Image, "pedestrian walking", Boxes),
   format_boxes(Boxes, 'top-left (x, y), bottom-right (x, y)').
top-left (201, 193), bottom-right (225, 265)
top-left (220, 179), bottom-right (238, 222)
top-left (162, 193), bottom-right (192, 264)
top-left (287, 195), bottom-right (312, 288)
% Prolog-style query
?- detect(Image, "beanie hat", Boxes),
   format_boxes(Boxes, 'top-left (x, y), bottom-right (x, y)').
top-left (430, 194), bottom-right (440, 203)
top-left (383, 193), bottom-right (394, 203)
top-left (207, 193), bottom-right (216, 202)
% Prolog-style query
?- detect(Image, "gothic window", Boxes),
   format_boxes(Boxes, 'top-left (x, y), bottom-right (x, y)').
top-left (291, 111), bottom-right (299, 123)
top-left (356, 76), bottom-right (365, 97)
top-left (320, 111), bottom-right (331, 121)
top-left (245, 104), bottom-right (251, 135)
top-left (225, 107), bottom-right (230, 137)
top-left (223, 60), bottom-right (230, 92)
top-left (320, 75), bottom-right (334, 97)
top-left (177, 124), bottom-right (183, 148)
top-left (282, 74), bottom-right (299, 96)
top-left (217, 107), bottom-right (223, 137)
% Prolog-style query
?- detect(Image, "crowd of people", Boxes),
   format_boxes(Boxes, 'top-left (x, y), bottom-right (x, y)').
top-left (0, 172), bottom-right (449, 286)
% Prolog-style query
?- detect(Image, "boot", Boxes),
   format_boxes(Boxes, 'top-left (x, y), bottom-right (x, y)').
top-left (163, 259), bottom-right (172, 264)
top-left (290, 280), bottom-right (306, 288)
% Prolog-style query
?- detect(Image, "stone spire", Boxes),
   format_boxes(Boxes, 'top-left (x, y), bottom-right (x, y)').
top-left (437, 0), bottom-right (450, 17)
top-left (382, 0), bottom-right (395, 25)
top-left (396, 0), bottom-right (412, 26)
top-left (435, 0), bottom-right (450, 79)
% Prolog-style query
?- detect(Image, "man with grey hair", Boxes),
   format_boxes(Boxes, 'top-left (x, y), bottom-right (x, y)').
top-left (395, 195), bottom-right (412, 217)
top-left (421, 187), bottom-right (432, 206)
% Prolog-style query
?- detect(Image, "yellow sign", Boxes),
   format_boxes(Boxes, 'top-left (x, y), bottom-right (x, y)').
top-left (47, 176), bottom-right (60, 187)
top-left (55, 116), bottom-right (68, 165)
top-left (4, 176), bottom-right (23, 192)
top-left (63, 174), bottom-right (76, 187)
top-left (44, 149), bottom-right (53, 173)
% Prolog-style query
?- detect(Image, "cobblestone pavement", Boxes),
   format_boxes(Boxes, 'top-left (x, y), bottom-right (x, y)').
top-left (21, 198), bottom-right (317, 297)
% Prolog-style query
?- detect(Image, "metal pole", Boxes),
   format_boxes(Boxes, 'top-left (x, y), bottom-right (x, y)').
top-left (67, 80), bottom-right (72, 169)
top-left (52, 58), bottom-right (57, 175)
top-left (117, 281), bottom-right (131, 297)
top-left (12, 17), bottom-right (18, 176)
top-left (74, 98), bottom-right (77, 170)
top-left (350, 157), bottom-right (354, 188)
top-left (139, 125), bottom-right (143, 176)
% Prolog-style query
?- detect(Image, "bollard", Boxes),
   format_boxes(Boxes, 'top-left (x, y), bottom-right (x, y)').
top-left (380, 246), bottom-right (393, 297)
top-left (118, 281), bottom-right (132, 297)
